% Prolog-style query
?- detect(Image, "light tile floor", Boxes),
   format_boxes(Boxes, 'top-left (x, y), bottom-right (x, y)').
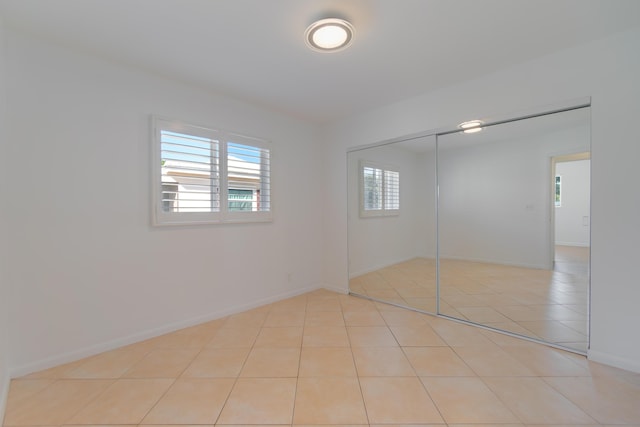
top-left (4, 289), bottom-right (640, 427)
top-left (350, 245), bottom-right (589, 352)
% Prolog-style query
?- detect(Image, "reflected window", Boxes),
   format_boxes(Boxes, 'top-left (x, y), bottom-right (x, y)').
top-left (555, 175), bottom-right (562, 207)
top-left (360, 161), bottom-right (399, 217)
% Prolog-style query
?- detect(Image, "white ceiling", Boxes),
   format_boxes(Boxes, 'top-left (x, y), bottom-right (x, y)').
top-left (2, 0), bottom-right (640, 123)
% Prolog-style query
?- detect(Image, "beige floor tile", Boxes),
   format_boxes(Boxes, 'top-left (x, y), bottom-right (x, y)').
top-left (21, 359), bottom-right (86, 379)
top-left (140, 378), bottom-right (234, 424)
top-left (452, 344), bottom-right (536, 376)
top-left (3, 379), bottom-right (113, 426)
top-left (420, 376), bottom-right (519, 424)
top-left (205, 327), bottom-right (260, 348)
top-left (67, 378), bottom-right (173, 424)
top-left (359, 377), bottom-right (443, 424)
top-left (306, 298), bottom-right (342, 311)
top-left (525, 425), bottom-right (598, 427)
top-left (217, 425), bottom-right (288, 427)
top-left (374, 301), bottom-right (409, 312)
top-left (222, 309), bottom-right (268, 328)
top-left (370, 425), bottom-right (449, 427)
top-left (364, 289), bottom-right (404, 301)
top-left (267, 296), bottom-right (308, 312)
top-left (429, 320), bottom-right (495, 347)
top-left (343, 310), bottom-right (386, 326)
top-left (181, 348), bottom-right (249, 378)
top-left (456, 306), bottom-right (512, 323)
top-left (299, 347), bottom-right (357, 377)
top-left (482, 376), bottom-right (597, 424)
top-left (263, 310), bottom-right (305, 327)
top-left (7, 289), bottom-right (627, 427)
top-left (352, 347), bottom-right (415, 377)
top-left (302, 326), bottom-right (350, 347)
top-left (347, 326), bottom-right (398, 347)
top-left (144, 324), bottom-right (218, 349)
top-left (440, 293), bottom-right (485, 308)
top-left (500, 344), bottom-right (591, 376)
top-left (448, 425), bottom-right (524, 427)
top-left (480, 327), bottom-right (535, 346)
top-left (483, 320), bottom-right (541, 337)
top-left (63, 347), bottom-right (149, 378)
top-left (518, 320), bottom-right (588, 343)
top-left (401, 297), bottom-right (437, 312)
top-left (4, 379), bottom-right (53, 406)
top-left (380, 306), bottom-right (429, 326)
top-left (305, 310), bottom-right (345, 326)
top-left (544, 375), bottom-right (640, 424)
top-left (403, 347), bottom-right (475, 377)
top-left (240, 347), bottom-right (300, 377)
top-left (254, 326), bottom-right (303, 347)
top-left (293, 377), bottom-right (368, 424)
top-left (122, 348), bottom-right (199, 378)
top-left (217, 378), bottom-right (296, 424)
top-left (340, 295), bottom-right (378, 312)
top-left (389, 325), bottom-right (446, 346)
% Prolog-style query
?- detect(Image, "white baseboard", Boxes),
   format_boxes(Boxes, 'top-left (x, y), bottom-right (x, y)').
top-left (556, 241), bottom-right (590, 247)
top-left (10, 285), bottom-right (320, 378)
top-left (0, 368), bottom-right (9, 427)
top-left (321, 283), bottom-right (349, 294)
top-left (588, 348), bottom-right (640, 374)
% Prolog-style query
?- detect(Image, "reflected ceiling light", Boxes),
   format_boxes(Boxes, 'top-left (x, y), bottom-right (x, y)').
top-left (458, 120), bottom-right (484, 134)
top-left (305, 18), bottom-right (354, 52)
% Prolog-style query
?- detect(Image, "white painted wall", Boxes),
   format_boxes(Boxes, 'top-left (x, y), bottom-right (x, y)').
top-left (4, 30), bottom-right (324, 375)
top-left (347, 137), bottom-right (436, 276)
top-left (323, 26), bottom-right (640, 373)
top-left (555, 160), bottom-right (591, 246)
top-left (0, 13), bottom-right (11, 422)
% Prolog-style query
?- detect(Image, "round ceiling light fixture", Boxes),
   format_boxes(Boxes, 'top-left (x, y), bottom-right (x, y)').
top-left (458, 120), bottom-right (484, 134)
top-left (305, 18), bottom-right (354, 52)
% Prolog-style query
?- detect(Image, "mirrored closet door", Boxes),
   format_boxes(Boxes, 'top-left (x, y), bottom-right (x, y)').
top-left (348, 135), bottom-right (437, 314)
top-left (437, 107), bottom-right (590, 353)
top-left (348, 104), bottom-right (591, 353)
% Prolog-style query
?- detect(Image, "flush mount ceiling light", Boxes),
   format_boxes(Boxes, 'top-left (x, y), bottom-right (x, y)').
top-left (305, 18), bottom-right (354, 52)
top-left (458, 120), bottom-right (484, 134)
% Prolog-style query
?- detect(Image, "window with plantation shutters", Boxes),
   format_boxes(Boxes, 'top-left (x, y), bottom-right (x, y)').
top-left (152, 117), bottom-right (272, 225)
top-left (360, 161), bottom-right (400, 217)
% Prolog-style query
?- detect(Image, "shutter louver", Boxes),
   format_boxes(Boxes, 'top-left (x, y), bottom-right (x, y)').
top-left (227, 141), bottom-right (271, 212)
top-left (161, 130), bottom-right (219, 213)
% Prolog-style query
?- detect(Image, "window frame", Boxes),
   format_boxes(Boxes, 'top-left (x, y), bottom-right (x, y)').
top-left (151, 116), bottom-right (272, 226)
top-left (359, 160), bottom-right (400, 218)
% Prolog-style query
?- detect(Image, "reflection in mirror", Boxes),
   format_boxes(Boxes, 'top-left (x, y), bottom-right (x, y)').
top-left (348, 135), bottom-right (437, 313)
top-left (437, 107), bottom-right (590, 353)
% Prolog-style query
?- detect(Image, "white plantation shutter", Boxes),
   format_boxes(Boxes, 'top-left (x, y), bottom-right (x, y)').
top-left (160, 130), bottom-right (219, 213)
top-left (384, 170), bottom-right (400, 210)
top-left (226, 140), bottom-right (271, 213)
top-left (363, 166), bottom-right (383, 211)
top-left (152, 117), bottom-right (272, 225)
top-left (360, 161), bottom-right (400, 217)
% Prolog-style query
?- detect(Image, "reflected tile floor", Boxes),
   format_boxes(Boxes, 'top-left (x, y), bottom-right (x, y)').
top-left (4, 289), bottom-right (640, 427)
top-left (350, 245), bottom-right (590, 352)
